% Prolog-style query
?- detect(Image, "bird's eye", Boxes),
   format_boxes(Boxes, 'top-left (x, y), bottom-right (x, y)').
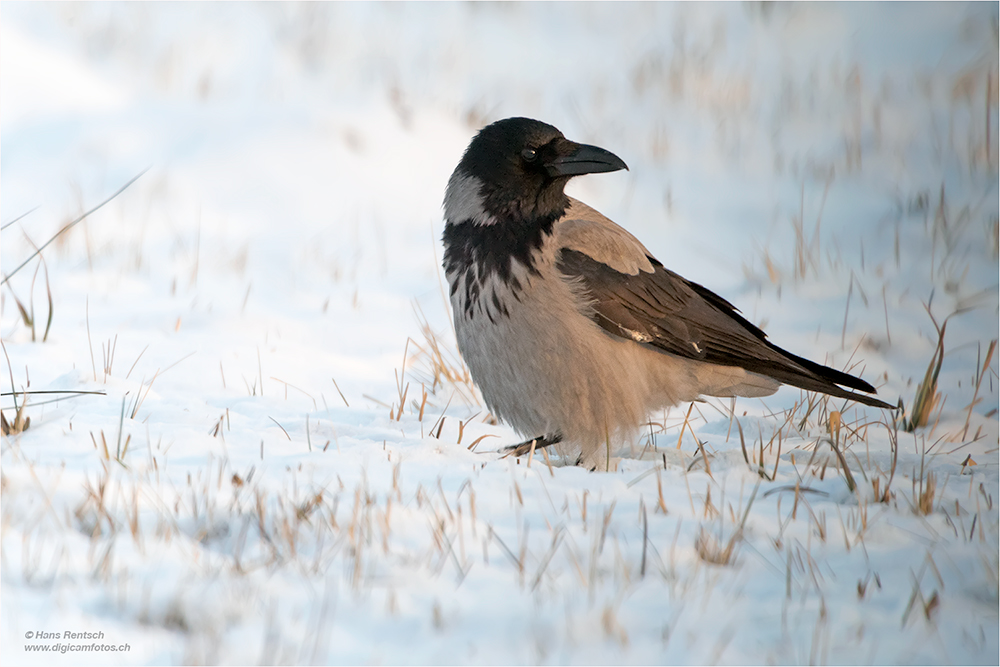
top-left (521, 148), bottom-right (537, 162)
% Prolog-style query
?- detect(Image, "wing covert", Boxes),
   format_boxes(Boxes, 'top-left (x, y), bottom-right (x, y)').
top-left (557, 247), bottom-right (764, 363)
top-left (557, 244), bottom-right (891, 407)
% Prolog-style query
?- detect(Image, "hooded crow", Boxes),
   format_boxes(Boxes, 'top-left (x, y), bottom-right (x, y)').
top-left (442, 117), bottom-right (894, 469)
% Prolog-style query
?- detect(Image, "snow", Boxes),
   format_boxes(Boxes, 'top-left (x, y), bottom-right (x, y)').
top-left (2, 2), bottom-right (997, 664)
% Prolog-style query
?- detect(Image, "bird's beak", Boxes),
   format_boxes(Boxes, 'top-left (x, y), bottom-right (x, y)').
top-left (544, 140), bottom-right (628, 178)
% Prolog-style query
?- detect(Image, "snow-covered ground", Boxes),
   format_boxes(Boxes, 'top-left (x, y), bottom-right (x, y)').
top-left (2, 3), bottom-right (997, 664)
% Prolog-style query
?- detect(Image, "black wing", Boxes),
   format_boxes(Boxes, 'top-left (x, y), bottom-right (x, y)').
top-left (558, 248), bottom-right (893, 409)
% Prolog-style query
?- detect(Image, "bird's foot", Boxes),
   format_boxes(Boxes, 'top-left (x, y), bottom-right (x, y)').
top-left (501, 433), bottom-right (563, 458)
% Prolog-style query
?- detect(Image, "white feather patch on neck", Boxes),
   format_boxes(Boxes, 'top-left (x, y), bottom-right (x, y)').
top-left (443, 172), bottom-right (497, 226)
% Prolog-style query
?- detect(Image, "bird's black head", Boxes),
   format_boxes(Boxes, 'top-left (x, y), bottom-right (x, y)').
top-left (452, 117), bottom-right (628, 225)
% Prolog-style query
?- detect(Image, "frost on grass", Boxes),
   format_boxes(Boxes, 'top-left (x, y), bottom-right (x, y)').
top-left (2, 3), bottom-right (998, 664)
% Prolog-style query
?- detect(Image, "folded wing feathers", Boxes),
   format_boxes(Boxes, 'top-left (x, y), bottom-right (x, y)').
top-left (558, 247), bottom-right (893, 409)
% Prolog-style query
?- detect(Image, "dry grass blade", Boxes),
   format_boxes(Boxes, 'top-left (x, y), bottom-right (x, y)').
top-left (129, 371), bottom-right (159, 419)
top-left (0, 341), bottom-right (30, 434)
top-left (0, 205), bottom-right (39, 232)
top-left (466, 433), bottom-right (497, 452)
top-left (530, 527), bottom-right (564, 591)
top-left (15, 235), bottom-right (56, 343)
top-left (676, 402), bottom-right (695, 450)
top-left (687, 437), bottom-right (714, 479)
top-left (872, 415), bottom-right (900, 503)
top-left (906, 306), bottom-right (947, 432)
top-left (540, 446), bottom-right (555, 476)
top-left (915, 471), bottom-right (936, 515)
top-left (840, 274), bottom-right (854, 350)
top-left (4, 395), bottom-right (101, 411)
top-left (1, 389), bottom-right (106, 399)
top-left (6, 286), bottom-right (33, 333)
top-left (826, 437), bottom-right (857, 493)
top-left (488, 526), bottom-right (522, 570)
top-left (1, 401), bottom-right (30, 435)
top-left (962, 339), bottom-right (996, 439)
top-left (640, 502), bottom-right (648, 577)
top-left (695, 527), bottom-right (736, 566)
top-left (392, 339), bottom-right (411, 421)
top-left (428, 394), bottom-right (454, 439)
top-left (790, 173), bottom-right (833, 281)
top-left (735, 417), bottom-right (749, 465)
top-left (127, 351), bottom-right (193, 419)
top-left (796, 391), bottom-right (824, 431)
top-left (331, 377), bottom-right (350, 407)
top-left (42, 261), bottom-right (54, 343)
top-left (408, 303), bottom-right (480, 406)
top-left (696, 481), bottom-right (759, 566)
top-left (2, 168), bottom-right (150, 285)
top-left (268, 416), bottom-right (291, 440)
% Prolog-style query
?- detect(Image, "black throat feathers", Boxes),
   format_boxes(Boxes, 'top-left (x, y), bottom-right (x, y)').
top-left (442, 210), bottom-right (561, 319)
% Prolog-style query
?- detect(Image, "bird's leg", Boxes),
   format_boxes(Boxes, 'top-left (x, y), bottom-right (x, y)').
top-left (501, 433), bottom-right (563, 458)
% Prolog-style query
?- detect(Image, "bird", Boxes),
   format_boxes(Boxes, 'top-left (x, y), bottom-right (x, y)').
top-left (441, 117), bottom-right (894, 469)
